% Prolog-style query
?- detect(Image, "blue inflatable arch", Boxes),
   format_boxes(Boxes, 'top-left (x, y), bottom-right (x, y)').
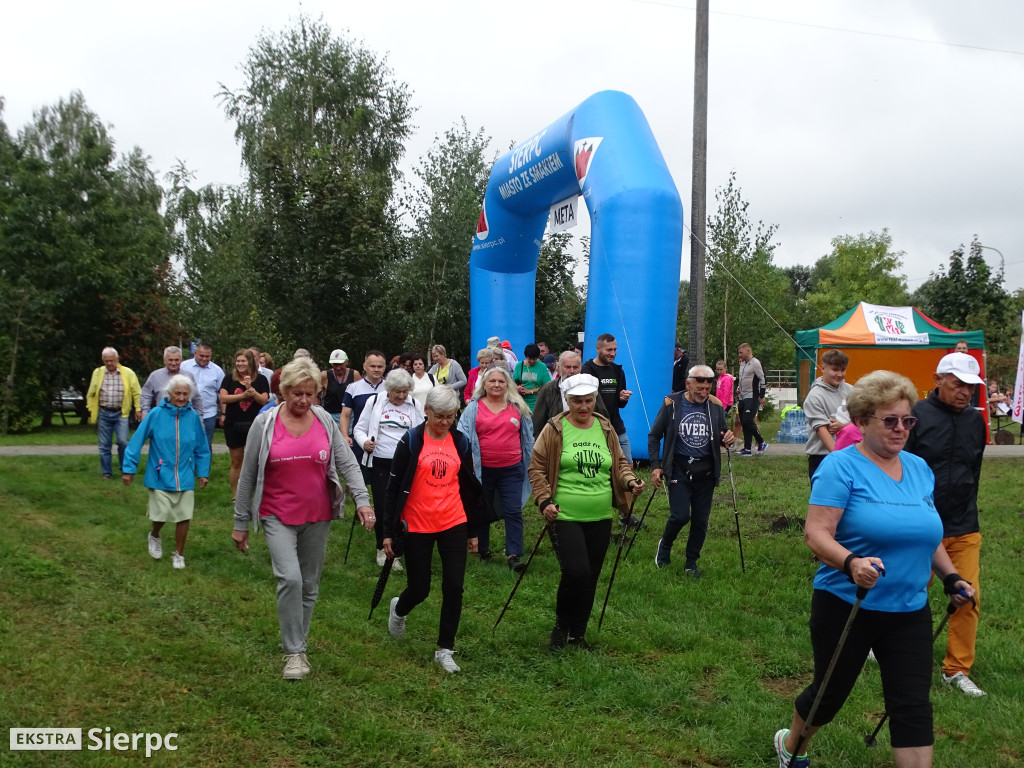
top-left (469, 90), bottom-right (683, 459)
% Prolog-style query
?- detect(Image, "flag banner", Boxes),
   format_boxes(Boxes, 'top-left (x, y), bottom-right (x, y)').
top-left (1013, 311), bottom-right (1024, 425)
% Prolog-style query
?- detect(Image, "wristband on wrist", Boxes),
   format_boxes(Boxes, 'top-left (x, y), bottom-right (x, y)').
top-left (943, 572), bottom-right (965, 594)
top-left (843, 553), bottom-right (859, 580)
top-left (540, 498), bottom-right (555, 512)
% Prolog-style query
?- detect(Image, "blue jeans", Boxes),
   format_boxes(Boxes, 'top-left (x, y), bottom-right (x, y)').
top-left (97, 408), bottom-right (128, 477)
top-left (479, 464), bottom-right (526, 557)
top-left (202, 416), bottom-right (216, 448)
top-left (617, 432), bottom-right (632, 464)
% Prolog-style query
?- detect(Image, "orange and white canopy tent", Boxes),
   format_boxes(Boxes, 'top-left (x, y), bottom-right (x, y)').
top-left (796, 303), bottom-right (987, 420)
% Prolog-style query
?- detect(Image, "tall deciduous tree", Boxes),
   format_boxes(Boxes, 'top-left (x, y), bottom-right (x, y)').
top-left (165, 164), bottom-right (283, 361)
top-left (392, 120), bottom-right (491, 358)
top-left (0, 93), bottom-right (174, 429)
top-left (703, 171), bottom-right (791, 372)
top-left (219, 16), bottom-right (413, 357)
top-left (913, 236), bottom-right (1015, 378)
top-left (534, 231), bottom-right (585, 354)
top-left (801, 229), bottom-right (909, 328)
top-left (912, 237), bottom-right (1007, 331)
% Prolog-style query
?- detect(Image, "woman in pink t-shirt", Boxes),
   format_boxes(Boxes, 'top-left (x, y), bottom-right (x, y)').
top-left (457, 366), bottom-right (534, 572)
top-left (382, 386), bottom-right (484, 673)
top-left (232, 359), bottom-right (373, 682)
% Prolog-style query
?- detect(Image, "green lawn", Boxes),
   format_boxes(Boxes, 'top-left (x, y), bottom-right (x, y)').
top-left (0, 420), bottom-right (96, 446)
top-left (1, 454), bottom-right (1021, 767)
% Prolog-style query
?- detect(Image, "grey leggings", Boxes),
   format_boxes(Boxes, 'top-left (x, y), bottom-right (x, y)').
top-left (262, 516), bottom-right (331, 654)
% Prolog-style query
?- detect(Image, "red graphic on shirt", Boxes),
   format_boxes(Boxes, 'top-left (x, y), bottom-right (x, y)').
top-left (233, 385), bottom-right (251, 411)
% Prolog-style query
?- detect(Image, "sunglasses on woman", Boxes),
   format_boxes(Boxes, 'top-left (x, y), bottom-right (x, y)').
top-left (870, 415), bottom-right (918, 430)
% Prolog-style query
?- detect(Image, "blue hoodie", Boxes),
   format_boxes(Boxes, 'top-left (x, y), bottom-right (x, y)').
top-left (123, 398), bottom-right (212, 491)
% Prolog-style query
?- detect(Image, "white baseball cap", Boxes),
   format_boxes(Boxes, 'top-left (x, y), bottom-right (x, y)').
top-left (329, 349), bottom-right (348, 364)
top-left (560, 373), bottom-right (600, 397)
top-left (936, 352), bottom-right (983, 385)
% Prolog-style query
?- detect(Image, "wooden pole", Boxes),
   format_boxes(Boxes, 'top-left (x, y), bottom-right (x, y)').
top-left (688, 0), bottom-right (709, 366)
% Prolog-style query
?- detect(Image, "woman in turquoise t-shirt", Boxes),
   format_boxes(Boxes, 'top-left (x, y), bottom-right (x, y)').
top-left (528, 373), bottom-right (644, 650)
top-left (774, 370), bottom-right (975, 768)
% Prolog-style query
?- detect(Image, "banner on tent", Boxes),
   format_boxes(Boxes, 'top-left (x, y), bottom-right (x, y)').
top-left (862, 303), bottom-right (929, 345)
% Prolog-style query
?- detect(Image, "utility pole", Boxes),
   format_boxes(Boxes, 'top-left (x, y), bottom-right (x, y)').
top-left (688, 0), bottom-right (709, 366)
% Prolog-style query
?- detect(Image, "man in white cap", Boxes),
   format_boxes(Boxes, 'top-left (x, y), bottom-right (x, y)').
top-left (904, 352), bottom-right (987, 697)
top-left (320, 349), bottom-right (360, 425)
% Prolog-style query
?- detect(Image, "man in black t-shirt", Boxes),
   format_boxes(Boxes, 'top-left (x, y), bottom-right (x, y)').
top-left (582, 332), bottom-right (633, 461)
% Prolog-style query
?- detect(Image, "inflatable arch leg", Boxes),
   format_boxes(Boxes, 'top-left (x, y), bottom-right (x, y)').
top-left (469, 91), bottom-right (683, 459)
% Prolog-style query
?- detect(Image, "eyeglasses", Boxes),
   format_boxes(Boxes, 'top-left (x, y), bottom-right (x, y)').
top-left (870, 415), bottom-right (918, 431)
top-left (692, 376), bottom-right (714, 384)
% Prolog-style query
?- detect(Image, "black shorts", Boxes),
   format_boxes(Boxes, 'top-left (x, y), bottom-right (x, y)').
top-left (224, 421), bottom-right (253, 449)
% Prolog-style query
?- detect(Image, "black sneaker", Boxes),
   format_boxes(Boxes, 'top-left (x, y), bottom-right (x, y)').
top-left (478, 550), bottom-right (492, 562)
top-left (683, 563), bottom-right (702, 580)
top-left (567, 636), bottom-right (595, 651)
top-left (507, 555), bottom-right (527, 574)
top-left (620, 513), bottom-right (643, 531)
top-left (655, 539), bottom-right (670, 569)
top-left (549, 625), bottom-right (568, 651)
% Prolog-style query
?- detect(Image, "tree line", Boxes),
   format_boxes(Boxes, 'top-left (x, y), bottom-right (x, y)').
top-left (681, 171), bottom-right (1024, 386)
top-left (2, 16), bottom-right (1018, 432)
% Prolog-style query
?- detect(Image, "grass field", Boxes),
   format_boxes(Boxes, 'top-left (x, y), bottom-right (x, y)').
top-left (2, 453), bottom-right (1022, 767)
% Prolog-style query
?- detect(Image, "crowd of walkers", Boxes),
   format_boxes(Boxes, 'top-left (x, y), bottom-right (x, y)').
top-left (87, 335), bottom-right (993, 768)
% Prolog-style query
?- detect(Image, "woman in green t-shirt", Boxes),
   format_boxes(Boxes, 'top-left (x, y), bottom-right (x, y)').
top-left (529, 373), bottom-right (644, 650)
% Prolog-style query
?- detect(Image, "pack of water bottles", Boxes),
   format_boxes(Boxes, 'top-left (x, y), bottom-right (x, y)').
top-left (775, 408), bottom-right (809, 444)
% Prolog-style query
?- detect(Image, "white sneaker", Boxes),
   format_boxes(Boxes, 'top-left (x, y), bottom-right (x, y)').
top-left (298, 652), bottom-right (311, 676)
top-left (282, 653), bottom-right (307, 680)
top-left (866, 649), bottom-right (876, 662)
top-left (773, 728), bottom-right (809, 768)
top-left (942, 671), bottom-right (986, 696)
top-left (172, 553), bottom-right (185, 569)
top-left (435, 648), bottom-right (460, 673)
top-left (388, 596), bottom-right (406, 639)
top-left (376, 548), bottom-right (403, 571)
top-left (148, 533), bottom-right (162, 560)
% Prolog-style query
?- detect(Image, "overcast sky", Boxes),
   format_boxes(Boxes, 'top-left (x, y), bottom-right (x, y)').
top-left (5, 0), bottom-right (1024, 304)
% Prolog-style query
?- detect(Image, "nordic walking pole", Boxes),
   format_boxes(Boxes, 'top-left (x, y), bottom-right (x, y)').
top-left (598, 494), bottom-right (639, 630)
top-left (343, 506), bottom-right (358, 564)
top-left (492, 520), bottom-right (551, 633)
top-left (725, 445), bottom-right (745, 573)
top-left (789, 566), bottom-right (884, 768)
top-left (864, 593), bottom-right (971, 747)
top-left (624, 485), bottom-right (659, 562)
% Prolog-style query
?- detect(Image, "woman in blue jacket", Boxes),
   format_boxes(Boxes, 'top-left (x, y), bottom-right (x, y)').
top-left (123, 375), bottom-right (211, 569)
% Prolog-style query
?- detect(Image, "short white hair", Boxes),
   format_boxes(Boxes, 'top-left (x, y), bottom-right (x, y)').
top-left (163, 345), bottom-right (183, 359)
top-left (385, 368), bottom-right (413, 392)
top-left (101, 347), bottom-right (118, 359)
top-left (688, 364), bottom-right (714, 379)
top-left (163, 374), bottom-right (195, 400)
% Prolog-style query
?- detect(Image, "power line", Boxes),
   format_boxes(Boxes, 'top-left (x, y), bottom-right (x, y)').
top-left (631, 0), bottom-right (1024, 57)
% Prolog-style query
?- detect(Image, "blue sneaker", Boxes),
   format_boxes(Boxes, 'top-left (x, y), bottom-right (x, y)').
top-left (655, 539), bottom-right (670, 569)
top-left (774, 728), bottom-right (809, 768)
top-left (756, 442), bottom-right (769, 455)
top-left (736, 449), bottom-right (753, 456)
